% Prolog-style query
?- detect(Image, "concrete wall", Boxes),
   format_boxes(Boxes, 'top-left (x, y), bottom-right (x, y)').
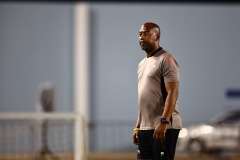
top-left (89, 3), bottom-right (240, 125)
top-left (1, 2), bottom-right (240, 151)
top-left (0, 2), bottom-right (74, 112)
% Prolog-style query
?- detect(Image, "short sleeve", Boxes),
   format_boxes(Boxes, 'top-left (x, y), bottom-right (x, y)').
top-left (161, 55), bottom-right (179, 83)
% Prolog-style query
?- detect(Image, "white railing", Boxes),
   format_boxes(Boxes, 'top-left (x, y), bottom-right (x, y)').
top-left (0, 112), bottom-right (87, 160)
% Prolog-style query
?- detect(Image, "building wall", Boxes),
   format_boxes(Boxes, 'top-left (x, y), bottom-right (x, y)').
top-left (89, 3), bottom-right (240, 125)
top-left (1, 2), bottom-right (240, 151)
top-left (0, 2), bottom-right (74, 112)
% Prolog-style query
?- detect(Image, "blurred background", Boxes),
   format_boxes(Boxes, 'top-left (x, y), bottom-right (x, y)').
top-left (0, 1), bottom-right (240, 160)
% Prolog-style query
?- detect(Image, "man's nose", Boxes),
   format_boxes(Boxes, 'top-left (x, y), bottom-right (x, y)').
top-left (139, 35), bottom-right (145, 40)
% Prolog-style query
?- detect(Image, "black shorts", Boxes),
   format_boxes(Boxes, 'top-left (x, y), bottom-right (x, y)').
top-left (137, 129), bottom-right (180, 160)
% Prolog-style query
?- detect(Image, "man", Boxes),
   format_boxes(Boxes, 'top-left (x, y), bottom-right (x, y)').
top-left (132, 22), bottom-right (182, 160)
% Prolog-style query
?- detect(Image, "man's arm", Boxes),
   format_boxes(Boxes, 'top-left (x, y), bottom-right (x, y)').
top-left (153, 81), bottom-right (179, 141)
top-left (162, 81), bottom-right (179, 122)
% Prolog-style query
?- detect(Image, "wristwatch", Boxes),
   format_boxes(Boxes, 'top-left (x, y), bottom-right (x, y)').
top-left (160, 118), bottom-right (169, 124)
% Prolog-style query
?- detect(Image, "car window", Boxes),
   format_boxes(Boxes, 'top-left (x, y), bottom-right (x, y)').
top-left (222, 114), bottom-right (240, 123)
top-left (210, 110), bottom-right (240, 124)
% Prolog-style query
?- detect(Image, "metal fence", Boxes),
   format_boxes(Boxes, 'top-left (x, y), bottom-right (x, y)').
top-left (88, 120), bottom-right (136, 152)
top-left (1, 114), bottom-right (240, 160)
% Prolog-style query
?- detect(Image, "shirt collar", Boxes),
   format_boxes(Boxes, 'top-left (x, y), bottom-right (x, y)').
top-left (149, 47), bottom-right (163, 57)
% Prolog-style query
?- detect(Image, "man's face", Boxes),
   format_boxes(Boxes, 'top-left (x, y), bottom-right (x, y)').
top-left (139, 25), bottom-right (155, 52)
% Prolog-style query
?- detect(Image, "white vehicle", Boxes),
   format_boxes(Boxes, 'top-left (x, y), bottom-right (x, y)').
top-left (177, 109), bottom-right (240, 152)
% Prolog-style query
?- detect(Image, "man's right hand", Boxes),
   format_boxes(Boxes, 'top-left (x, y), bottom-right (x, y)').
top-left (132, 131), bottom-right (139, 145)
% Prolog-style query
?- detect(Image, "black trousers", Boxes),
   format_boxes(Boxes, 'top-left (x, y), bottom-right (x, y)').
top-left (137, 129), bottom-right (180, 160)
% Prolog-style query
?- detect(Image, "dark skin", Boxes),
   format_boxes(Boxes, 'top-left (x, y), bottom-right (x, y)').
top-left (132, 23), bottom-right (179, 146)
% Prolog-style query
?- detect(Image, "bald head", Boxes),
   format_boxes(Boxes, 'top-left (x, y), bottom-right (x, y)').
top-left (142, 22), bottom-right (160, 40)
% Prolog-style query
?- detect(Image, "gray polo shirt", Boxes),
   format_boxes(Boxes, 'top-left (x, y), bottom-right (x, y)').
top-left (137, 48), bottom-right (182, 130)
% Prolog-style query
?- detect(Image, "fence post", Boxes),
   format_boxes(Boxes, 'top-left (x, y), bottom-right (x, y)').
top-left (75, 114), bottom-right (87, 160)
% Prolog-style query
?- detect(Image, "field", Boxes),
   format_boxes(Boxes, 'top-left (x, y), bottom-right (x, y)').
top-left (88, 152), bottom-right (240, 160)
top-left (0, 152), bottom-right (239, 160)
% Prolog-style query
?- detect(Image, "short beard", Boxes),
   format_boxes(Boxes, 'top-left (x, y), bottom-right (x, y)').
top-left (140, 45), bottom-right (153, 53)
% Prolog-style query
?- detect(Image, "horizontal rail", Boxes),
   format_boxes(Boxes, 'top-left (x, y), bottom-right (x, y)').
top-left (0, 112), bottom-right (78, 120)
